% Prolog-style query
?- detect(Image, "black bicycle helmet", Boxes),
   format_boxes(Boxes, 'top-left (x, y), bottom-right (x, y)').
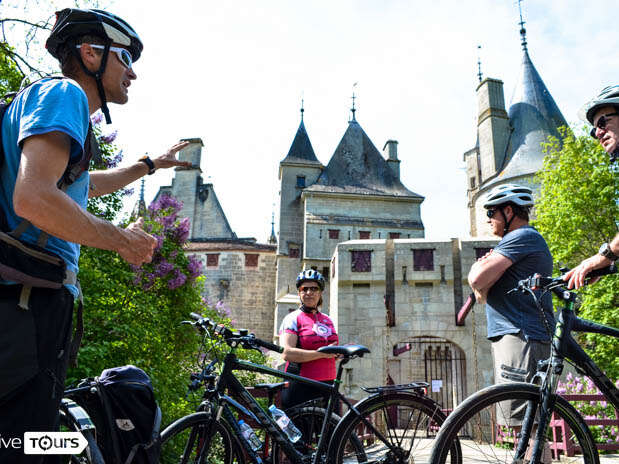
top-left (295, 270), bottom-right (325, 291)
top-left (46, 8), bottom-right (143, 124)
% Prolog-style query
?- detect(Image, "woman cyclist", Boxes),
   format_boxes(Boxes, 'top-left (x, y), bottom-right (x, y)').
top-left (279, 270), bottom-right (339, 409)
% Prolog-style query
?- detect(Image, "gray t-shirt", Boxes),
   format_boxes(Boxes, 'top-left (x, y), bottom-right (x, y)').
top-left (485, 226), bottom-right (554, 341)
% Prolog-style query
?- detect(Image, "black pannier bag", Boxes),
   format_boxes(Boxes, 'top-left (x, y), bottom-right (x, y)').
top-left (75, 365), bottom-right (161, 464)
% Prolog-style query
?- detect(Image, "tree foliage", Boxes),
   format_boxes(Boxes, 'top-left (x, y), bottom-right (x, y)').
top-left (68, 115), bottom-right (267, 426)
top-left (535, 127), bottom-right (619, 379)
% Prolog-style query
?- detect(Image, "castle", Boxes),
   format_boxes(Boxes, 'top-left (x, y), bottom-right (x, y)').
top-left (152, 21), bottom-right (566, 405)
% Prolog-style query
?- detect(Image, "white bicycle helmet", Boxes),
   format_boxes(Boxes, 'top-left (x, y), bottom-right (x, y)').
top-left (579, 85), bottom-right (619, 125)
top-left (483, 184), bottom-right (534, 209)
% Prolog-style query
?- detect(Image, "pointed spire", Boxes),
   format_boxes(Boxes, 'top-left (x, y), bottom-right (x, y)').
top-left (477, 45), bottom-right (483, 83)
top-left (132, 177), bottom-right (147, 217)
top-left (350, 82), bottom-right (358, 122)
top-left (300, 96), bottom-right (304, 122)
top-left (518, 0), bottom-right (528, 51)
top-left (268, 206), bottom-right (277, 245)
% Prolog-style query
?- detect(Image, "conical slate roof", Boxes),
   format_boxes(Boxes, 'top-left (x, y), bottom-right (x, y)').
top-left (486, 49), bottom-right (566, 186)
top-left (305, 120), bottom-right (423, 198)
top-left (281, 120), bottom-right (320, 164)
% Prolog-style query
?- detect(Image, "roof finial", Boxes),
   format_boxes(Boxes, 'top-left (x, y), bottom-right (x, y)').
top-left (268, 204), bottom-right (277, 245)
top-left (350, 82), bottom-right (358, 122)
top-left (139, 176), bottom-right (145, 203)
top-left (517, 0), bottom-right (528, 51)
top-left (300, 92), bottom-right (304, 122)
top-left (477, 45), bottom-right (483, 82)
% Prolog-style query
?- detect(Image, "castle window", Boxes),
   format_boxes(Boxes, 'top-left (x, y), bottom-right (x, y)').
top-left (359, 231), bottom-right (370, 239)
top-left (206, 253), bottom-right (219, 267)
top-left (351, 250), bottom-right (372, 272)
top-left (319, 229), bottom-right (322, 239)
top-left (475, 247), bottom-right (492, 260)
top-left (289, 247), bottom-right (300, 258)
top-left (348, 230), bottom-right (351, 240)
top-left (389, 232), bottom-right (401, 239)
top-left (328, 229), bottom-right (339, 239)
top-left (413, 249), bottom-right (434, 271)
top-left (296, 175), bottom-right (306, 188)
top-left (244, 253), bottom-right (259, 268)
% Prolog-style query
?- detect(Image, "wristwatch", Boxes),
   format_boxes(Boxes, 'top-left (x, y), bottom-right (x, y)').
top-left (598, 243), bottom-right (619, 261)
top-left (138, 155), bottom-right (156, 175)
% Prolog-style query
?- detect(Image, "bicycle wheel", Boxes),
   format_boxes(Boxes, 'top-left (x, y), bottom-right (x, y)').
top-left (160, 412), bottom-right (243, 464)
top-left (271, 406), bottom-right (366, 464)
top-left (58, 409), bottom-right (105, 464)
top-left (329, 391), bottom-right (453, 464)
top-left (429, 382), bottom-right (599, 464)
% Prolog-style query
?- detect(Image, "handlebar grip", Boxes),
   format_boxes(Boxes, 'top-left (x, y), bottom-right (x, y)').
top-left (254, 338), bottom-right (284, 354)
top-left (190, 312), bottom-right (202, 321)
top-left (588, 263), bottom-right (617, 278)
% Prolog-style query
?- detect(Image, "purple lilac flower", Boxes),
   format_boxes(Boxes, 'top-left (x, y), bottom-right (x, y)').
top-left (153, 234), bottom-right (164, 252)
top-left (156, 260), bottom-right (174, 277)
top-left (105, 151), bottom-right (124, 169)
top-left (91, 112), bottom-right (103, 125)
top-left (172, 217), bottom-right (190, 243)
top-left (167, 269), bottom-right (187, 290)
top-left (100, 130), bottom-right (118, 144)
top-left (187, 255), bottom-right (203, 279)
top-left (121, 187), bottom-right (134, 197)
top-left (149, 194), bottom-right (183, 214)
top-left (142, 272), bottom-right (155, 291)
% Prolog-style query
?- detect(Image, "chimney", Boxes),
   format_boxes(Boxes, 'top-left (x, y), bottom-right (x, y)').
top-left (178, 138), bottom-right (204, 170)
top-left (476, 78), bottom-right (509, 182)
top-left (383, 140), bottom-right (400, 179)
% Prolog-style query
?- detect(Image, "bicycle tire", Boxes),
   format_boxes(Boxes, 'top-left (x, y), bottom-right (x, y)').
top-left (58, 409), bottom-right (105, 464)
top-left (160, 412), bottom-right (243, 464)
top-left (271, 406), bottom-right (366, 464)
top-left (429, 382), bottom-right (600, 464)
top-left (329, 391), bottom-right (455, 464)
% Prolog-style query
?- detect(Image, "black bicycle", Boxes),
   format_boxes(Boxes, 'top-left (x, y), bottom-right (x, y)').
top-left (159, 313), bottom-right (456, 464)
top-left (429, 264), bottom-right (618, 464)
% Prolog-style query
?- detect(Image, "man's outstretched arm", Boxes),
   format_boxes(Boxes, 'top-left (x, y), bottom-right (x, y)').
top-left (14, 131), bottom-right (156, 265)
top-left (88, 140), bottom-right (191, 197)
top-left (563, 232), bottom-right (619, 289)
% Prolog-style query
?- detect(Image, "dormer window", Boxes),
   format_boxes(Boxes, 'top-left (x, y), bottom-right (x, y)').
top-left (296, 176), bottom-right (306, 188)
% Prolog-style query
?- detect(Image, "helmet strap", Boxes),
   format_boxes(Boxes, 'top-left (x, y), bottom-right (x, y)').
top-left (499, 207), bottom-right (513, 236)
top-left (71, 39), bottom-right (113, 124)
top-left (300, 304), bottom-right (316, 313)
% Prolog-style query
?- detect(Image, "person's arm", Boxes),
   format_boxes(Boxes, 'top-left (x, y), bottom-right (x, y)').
top-left (467, 252), bottom-right (513, 304)
top-left (88, 141), bottom-right (191, 197)
top-left (563, 232), bottom-right (619, 289)
top-left (280, 332), bottom-right (335, 363)
top-left (14, 131), bottom-right (156, 265)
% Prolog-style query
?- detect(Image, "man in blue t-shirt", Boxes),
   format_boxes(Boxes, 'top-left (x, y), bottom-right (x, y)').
top-left (468, 184), bottom-right (553, 430)
top-left (564, 86), bottom-right (619, 289)
top-left (0, 9), bottom-right (190, 462)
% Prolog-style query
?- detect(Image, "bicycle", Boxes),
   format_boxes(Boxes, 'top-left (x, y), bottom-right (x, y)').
top-left (429, 264), bottom-right (618, 464)
top-left (160, 313), bottom-right (456, 464)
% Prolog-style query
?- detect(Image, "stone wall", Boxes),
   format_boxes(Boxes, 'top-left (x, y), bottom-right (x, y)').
top-left (194, 249), bottom-right (277, 340)
top-left (330, 238), bottom-right (498, 402)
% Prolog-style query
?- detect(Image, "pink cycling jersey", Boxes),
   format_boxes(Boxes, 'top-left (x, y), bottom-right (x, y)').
top-left (279, 308), bottom-right (339, 381)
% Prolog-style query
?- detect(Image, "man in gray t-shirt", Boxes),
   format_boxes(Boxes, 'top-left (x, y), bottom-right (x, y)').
top-left (468, 184), bottom-right (554, 430)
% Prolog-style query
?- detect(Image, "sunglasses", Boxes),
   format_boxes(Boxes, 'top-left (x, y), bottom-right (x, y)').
top-left (590, 113), bottom-right (619, 138)
top-left (486, 208), bottom-right (500, 219)
top-left (77, 44), bottom-right (133, 69)
top-left (299, 286), bottom-right (320, 293)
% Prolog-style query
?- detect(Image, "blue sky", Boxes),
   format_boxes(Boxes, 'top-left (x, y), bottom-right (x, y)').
top-left (4, 0), bottom-right (618, 241)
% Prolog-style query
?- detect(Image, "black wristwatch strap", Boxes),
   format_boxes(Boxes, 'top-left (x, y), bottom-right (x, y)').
top-left (139, 156), bottom-right (156, 175)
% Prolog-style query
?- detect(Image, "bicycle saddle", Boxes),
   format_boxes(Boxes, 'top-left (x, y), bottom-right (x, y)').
top-left (317, 344), bottom-right (370, 358)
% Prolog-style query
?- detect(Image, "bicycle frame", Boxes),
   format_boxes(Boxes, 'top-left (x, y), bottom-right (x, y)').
top-left (202, 351), bottom-right (411, 464)
top-left (518, 286), bottom-right (619, 463)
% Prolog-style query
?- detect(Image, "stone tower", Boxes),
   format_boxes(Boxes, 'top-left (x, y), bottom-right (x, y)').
top-left (465, 29), bottom-right (566, 236)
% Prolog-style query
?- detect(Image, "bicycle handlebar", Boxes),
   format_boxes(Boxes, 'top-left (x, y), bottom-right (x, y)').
top-left (186, 313), bottom-right (283, 354)
top-left (512, 263), bottom-right (617, 294)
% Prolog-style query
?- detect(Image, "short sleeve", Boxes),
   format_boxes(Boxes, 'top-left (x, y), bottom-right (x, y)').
top-left (493, 228), bottom-right (540, 264)
top-left (279, 311), bottom-right (299, 335)
top-left (18, 79), bottom-right (89, 163)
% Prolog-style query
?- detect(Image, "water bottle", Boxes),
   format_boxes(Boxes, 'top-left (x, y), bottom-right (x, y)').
top-left (268, 404), bottom-right (302, 443)
top-left (238, 419), bottom-right (262, 451)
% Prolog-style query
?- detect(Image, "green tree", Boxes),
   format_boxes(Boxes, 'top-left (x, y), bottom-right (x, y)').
top-left (535, 127), bottom-right (619, 379)
top-left (0, 42), bottom-right (24, 95)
